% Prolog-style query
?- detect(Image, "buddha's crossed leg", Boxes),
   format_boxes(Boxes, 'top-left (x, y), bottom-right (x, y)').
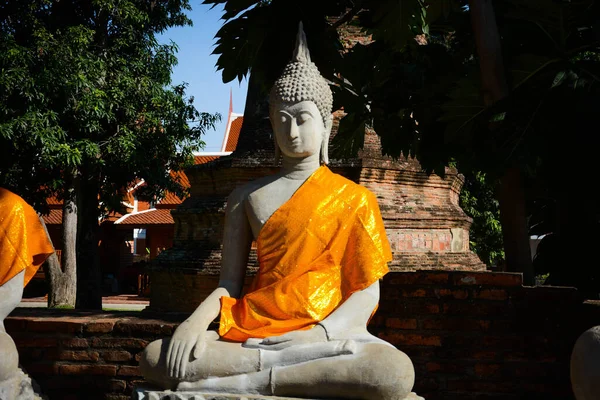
top-left (140, 332), bottom-right (415, 400)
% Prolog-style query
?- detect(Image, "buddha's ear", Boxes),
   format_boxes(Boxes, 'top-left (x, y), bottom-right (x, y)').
top-left (269, 109), bottom-right (282, 163)
top-left (274, 137), bottom-right (281, 163)
top-left (321, 115), bottom-right (333, 165)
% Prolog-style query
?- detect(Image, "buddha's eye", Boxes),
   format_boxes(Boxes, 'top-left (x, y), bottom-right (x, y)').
top-left (280, 115), bottom-right (288, 124)
top-left (297, 113), bottom-right (312, 125)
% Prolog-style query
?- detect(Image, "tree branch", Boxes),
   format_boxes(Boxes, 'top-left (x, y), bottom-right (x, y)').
top-left (331, 2), bottom-right (364, 30)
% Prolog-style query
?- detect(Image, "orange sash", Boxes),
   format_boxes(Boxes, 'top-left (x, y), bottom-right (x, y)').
top-left (219, 166), bottom-right (392, 342)
top-left (0, 188), bottom-right (54, 287)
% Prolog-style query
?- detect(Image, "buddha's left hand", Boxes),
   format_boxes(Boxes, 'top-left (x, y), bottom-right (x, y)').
top-left (245, 324), bottom-right (328, 351)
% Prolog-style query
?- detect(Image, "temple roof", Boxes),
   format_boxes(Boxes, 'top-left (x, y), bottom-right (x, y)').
top-left (114, 208), bottom-right (174, 228)
top-left (221, 114), bottom-right (243, 152)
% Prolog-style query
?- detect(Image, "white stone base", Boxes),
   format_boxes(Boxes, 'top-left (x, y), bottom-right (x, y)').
top-left (0, 368), bottom-right (45, 400)
top-left (132, 386), bottom-right (424, 400)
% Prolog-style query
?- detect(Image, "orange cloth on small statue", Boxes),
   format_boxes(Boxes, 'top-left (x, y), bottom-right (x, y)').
top-left (0, 188), bottom-right (54, 287)
top-left (218, 166), bottom-right (392, 342)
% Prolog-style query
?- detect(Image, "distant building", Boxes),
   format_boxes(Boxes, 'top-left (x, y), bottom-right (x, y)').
top-left (40, 105), bottom-right (243, 294)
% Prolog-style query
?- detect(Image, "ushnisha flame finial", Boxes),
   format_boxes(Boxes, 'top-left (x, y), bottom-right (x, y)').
top-left (269, 21), bottom-right (333, 125)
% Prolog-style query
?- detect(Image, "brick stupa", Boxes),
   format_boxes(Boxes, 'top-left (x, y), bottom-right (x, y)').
top-left (148, 108), bottom-right (484, 312)
top-left (147, 25), bottom-right (484, 312)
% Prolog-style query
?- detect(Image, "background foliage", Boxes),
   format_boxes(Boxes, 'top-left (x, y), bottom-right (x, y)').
top-left (0, 0), bottom-right (220, 307)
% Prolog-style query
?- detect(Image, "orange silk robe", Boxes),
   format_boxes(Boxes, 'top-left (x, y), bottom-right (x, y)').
top-left (219, 166), bottom-right (392, 342)
top-left (0, 188), bottom-right (54, 287)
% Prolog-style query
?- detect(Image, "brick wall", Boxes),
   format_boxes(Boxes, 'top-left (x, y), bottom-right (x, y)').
top-left (5, 311), bottom-right (187, 400)
top-left (7, 271), bottom-right (600, 400)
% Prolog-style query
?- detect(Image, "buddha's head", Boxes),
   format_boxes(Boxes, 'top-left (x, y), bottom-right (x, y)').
top-left (269, 22), bottom-right (333, 164)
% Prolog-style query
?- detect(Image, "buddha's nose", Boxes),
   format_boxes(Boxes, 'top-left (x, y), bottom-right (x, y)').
top-left (289, 121), bottom-right (299, 140)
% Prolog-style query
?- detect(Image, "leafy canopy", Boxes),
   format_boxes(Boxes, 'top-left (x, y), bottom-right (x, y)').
top-left (0, 0), bottom-right (220, 213)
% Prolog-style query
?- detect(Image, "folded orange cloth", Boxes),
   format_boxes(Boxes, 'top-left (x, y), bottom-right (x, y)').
top-left (0, 188), bottom-right (54, 287)
top-left (219, 166), bottom-right (392, 342)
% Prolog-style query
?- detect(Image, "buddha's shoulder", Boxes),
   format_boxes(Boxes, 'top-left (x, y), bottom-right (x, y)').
top-left (226, 175), bottom-right (280, 204)
top-left (0, 188), bottom-right (30, 213)
top-left (323, 169), bottom-right (377, 203)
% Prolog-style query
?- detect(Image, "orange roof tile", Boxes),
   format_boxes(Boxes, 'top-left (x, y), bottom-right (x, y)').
top-left (195, 155), bottom-right (221, 165)
top-left (224, 116), bottom-right (243, 152)
top-left (46, 196), bottom-right (61, 206)
top-left (42, 209), bottom-right (62, 225)
top-left (43, 154), bottom-right (225, 216)
top-left (114, 209), bottom-right (174, 227)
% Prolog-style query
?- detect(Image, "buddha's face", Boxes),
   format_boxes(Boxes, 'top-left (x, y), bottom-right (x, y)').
top-left (271, 101), bottom-right (326, 159)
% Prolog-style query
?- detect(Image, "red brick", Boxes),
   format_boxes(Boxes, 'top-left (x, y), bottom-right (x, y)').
top-left (114, 320), bottom-right (177, 336)
top-left (425, 362), bottom-right (441, 372)
top-left (451, 272), bottom-right (522, 287)
top-left (425, 362), bottom-right (467, 374)
top-left (472, 350), bottom-right (498, 360)
top-left (475, 363), bottom-right (502, 377)
top-left (483, 335), bottom-right (526, 349)
top-left (13, 337), bottom-right (58, 348)
top-left (39, 376), bottom-right (82, 389)
top-left (46, 349), bottom-right (99, 362)
top-left (105, 395), bottom-right (130, 400)
top-left (59, 364), bottom-right (117, 376)
top-left (19, 348), bottom-right (44, 360)
top-left (447, 380), bottom-right (514, 392)
top-left (379, 302), bottom-right (440, 315)
top-left (4, 316), bottom-right (29, 331)
top-left (85, 319), bottom-right (118, 334)
top-left (473, 289), bottom-right (508, 301)
top-left (442, 302), bottom-right (506, 316)
top-left (118, 365), bottom-right (142, 377)
top-left (513, 363), bottom-right (551, 378)
top-left (23, 363), bottom-right (60, 375)
top-left (385, 318), bottom-right (417, 330)
top-left (378, 332), bottom-right (442, 347)
top-left (386, 272), bottom-right (449, 285)
top-left (103, 350), bottom-right (133, 362)
top-left (434, 288), bottom-right (469, 300)
top-left (421, 318), bottom-right (491, 331)
top-left (90, 338), bottom-right (149, 349)
top-left (61, 338), bottom-right (89, 348)
top-left (28, 319), bottom-right (84, 334)
top-left (103, 379), bottom-right (127, 392)
top-left (402, 288), bottom-right (428, 297)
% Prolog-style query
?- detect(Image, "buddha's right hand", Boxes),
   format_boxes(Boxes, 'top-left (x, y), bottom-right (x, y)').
top-left (166, 321), bottom-right (206, 379)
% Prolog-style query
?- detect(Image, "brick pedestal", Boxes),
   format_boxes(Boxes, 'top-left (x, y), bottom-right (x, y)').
top-left (7, 271), bottom-right (600, 400)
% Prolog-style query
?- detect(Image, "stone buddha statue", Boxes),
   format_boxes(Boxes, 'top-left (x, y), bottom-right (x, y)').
top-left (140, 23), bottom-right (421, 400)
top-left (0, 187), bottom-right (54, 398)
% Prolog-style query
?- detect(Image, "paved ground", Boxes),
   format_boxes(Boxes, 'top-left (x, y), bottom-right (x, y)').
top-left (19, 294), bottom-right (149, 311)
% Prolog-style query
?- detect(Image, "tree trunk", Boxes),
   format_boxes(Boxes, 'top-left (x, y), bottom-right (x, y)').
top-left (75, 172), bottom-right (103, 310)
top-left (40, 177), bottom-right (78, 307)
top-left (469, 0), bottom-right (533, 284)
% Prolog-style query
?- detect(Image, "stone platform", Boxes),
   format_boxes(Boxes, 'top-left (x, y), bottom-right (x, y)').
top-left (133, 386), bottom-right (424, 400)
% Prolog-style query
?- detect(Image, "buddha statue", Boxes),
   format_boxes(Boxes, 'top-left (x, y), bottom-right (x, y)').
top-left (140, 23), bottom-right (421, 400)
top-left (0, 187), bottom-right (54, 398)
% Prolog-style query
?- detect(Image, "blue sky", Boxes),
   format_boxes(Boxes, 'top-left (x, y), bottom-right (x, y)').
top-left (158, 4), bottom-right (248, 152)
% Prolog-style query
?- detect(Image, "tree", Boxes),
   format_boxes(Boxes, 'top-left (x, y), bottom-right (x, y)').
top-left (0, 0), bottom-right (220, 309)
top-left (206, 0), bottom-right (600, 291)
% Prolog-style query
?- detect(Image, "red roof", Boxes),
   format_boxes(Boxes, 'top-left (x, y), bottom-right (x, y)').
top-left (46, 196), bottom-right (61, 206)
top-left (114, 209), bottom-right (174, 227)
top-left (43, 137), bottom-right (232, 227)
top-left (223, 116), bottom-right (243, 152)
top-left (43, 209), bottom-right (125, 225)
top-left (42, 209), bottom-right (62, 225)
